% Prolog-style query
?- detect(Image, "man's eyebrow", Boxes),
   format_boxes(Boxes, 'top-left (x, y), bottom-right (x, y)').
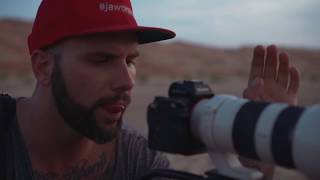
top-left (84, 52), bottom-right (117, 58)
top-left (84, 51), bottom-right (140, 58)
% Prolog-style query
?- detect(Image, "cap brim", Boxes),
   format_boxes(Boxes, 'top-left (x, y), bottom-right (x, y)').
top-left (75, 25), bottom-right (176, 44)
top-left (135, 26), bottom-right (176, 44)
top-left (29, 25), bottom-right (176, 54)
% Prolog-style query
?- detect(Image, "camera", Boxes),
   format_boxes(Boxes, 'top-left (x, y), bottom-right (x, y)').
top-left (147, 80), bottom-right (213, 155)
top-left (145, 80), bottom-right (320, 180)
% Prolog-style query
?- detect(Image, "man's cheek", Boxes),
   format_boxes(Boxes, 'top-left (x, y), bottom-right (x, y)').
top-left (94, 108), bottom-right (105, 122)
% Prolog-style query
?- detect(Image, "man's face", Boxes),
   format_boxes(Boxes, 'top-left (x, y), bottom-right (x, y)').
top-left (50, 33), bottom-right (138, 144)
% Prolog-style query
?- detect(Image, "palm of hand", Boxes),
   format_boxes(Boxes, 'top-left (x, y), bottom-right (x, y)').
top-left (262, 78), bottom-right (298, 105)
top-left (243, 45), bottom-right (300, 105)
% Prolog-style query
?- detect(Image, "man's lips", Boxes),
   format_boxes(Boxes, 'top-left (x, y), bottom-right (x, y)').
top-left (103, 104), bottom-right (126, 114)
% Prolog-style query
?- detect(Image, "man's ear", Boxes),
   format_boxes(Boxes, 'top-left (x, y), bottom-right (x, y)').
top-left (30, 50), bottom-right (55, 87)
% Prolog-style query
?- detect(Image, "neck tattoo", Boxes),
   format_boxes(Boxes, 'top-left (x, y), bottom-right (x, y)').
top-left (32, 152), bottom-right (113, 180)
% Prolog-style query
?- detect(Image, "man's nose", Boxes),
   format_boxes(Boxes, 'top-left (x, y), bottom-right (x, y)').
top-left (110, 61), bottom-right (135, 92)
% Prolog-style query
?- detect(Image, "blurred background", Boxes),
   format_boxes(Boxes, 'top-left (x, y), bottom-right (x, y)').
top-left (1, 0), bottom-right (319, 179)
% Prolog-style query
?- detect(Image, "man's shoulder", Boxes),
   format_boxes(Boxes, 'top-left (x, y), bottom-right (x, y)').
top-left (117, 126), bottom-right (169, 164)
top-left (118, 127), bottom-right (149, 151)
top-left (0, 94), bottom-right (16, 109)
top-left (119, 127), bottom-right (146, 140)
top-left (113, 127), bottom-right (169, 179)
top-left (0, 94), bottom-right (18, 179)
top-left (0, 94), bottom-right (16, 130)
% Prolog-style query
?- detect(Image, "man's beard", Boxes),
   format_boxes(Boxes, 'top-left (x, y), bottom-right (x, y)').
top-left (51, 59), bottom-right (130, 144)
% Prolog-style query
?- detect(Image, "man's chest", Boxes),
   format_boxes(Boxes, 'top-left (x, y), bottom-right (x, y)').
top-left (31, 152), bottom-right (115, 180)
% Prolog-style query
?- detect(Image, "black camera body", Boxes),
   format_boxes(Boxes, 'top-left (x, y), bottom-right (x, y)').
top-left (147, 80), bottom-right (214, 155)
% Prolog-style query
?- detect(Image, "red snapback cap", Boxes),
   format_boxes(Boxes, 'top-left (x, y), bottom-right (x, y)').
top-left (28, 0), bottom-right (176, 54)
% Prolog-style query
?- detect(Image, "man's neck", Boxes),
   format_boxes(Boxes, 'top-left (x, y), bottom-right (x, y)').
top-left (16, 94), bottom-right (116, 173)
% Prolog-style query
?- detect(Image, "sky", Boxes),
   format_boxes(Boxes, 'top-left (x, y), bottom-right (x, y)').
top-left (1, 0), bottom-right (319, 48)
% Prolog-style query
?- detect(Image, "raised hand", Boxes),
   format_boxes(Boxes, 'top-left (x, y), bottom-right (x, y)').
top-left (243, 45), bottom-right (300, 105)
top-left (240, 45), bottom-right (301, 179)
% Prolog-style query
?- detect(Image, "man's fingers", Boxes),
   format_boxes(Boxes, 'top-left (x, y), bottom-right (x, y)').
top-left (276, 53), bottom-right (289, 89)
top-left (264, 45), bottom-right (278, 80)
top-left (248, 45), bottom-right (265, 85)
top-left (288, 66), bottom-right (300, 96)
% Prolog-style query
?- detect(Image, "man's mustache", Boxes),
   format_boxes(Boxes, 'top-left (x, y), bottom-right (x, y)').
top-left (95, 93), bottom-right (131, 108)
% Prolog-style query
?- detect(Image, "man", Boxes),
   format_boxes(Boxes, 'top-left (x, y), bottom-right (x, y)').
top-left (0, 0), bottom-right (299, 179)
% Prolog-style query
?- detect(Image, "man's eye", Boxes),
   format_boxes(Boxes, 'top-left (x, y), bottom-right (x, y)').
top-left (91, 58), bottom-right (111, 63)
top-left (127, 60), bottom-right (135, 66)
top-left (127, 60), bottom-right (136, 74)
